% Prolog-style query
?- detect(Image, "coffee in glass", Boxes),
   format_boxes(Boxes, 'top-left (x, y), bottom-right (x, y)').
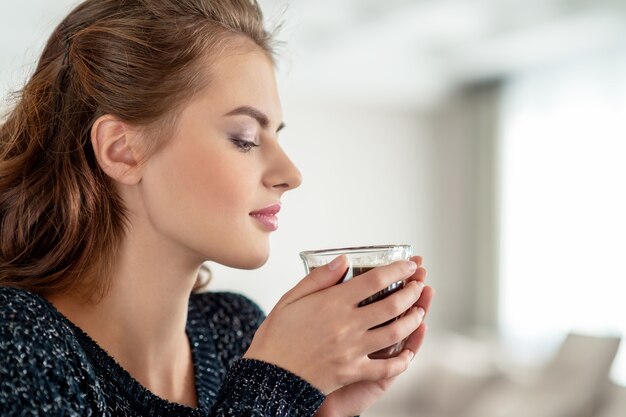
top-left (299, 245), bottom-right (413, 359)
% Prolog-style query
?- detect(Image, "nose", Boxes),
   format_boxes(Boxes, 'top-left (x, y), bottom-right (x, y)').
top-left (264, 143), bottom-right (302, 191)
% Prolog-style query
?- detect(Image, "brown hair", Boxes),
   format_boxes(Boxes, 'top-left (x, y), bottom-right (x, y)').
top-left (0, 0), bottom-right (281, 304)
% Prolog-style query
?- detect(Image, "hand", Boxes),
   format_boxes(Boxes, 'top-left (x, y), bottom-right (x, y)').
top-left (243, 255), bottom-right (426, 394)
top-left (315, 256), bottom-right (434, 417)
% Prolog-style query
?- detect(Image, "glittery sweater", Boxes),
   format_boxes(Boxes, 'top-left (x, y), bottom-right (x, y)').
top-left (0, 286), bottom-right (325, 417)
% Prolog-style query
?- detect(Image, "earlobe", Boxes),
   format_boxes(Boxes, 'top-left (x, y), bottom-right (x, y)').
top-left (91, 115), bottom-right (143, 185)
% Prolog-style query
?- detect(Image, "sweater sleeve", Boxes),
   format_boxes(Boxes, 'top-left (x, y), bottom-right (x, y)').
top-left (211, 358), bottom-right (325, 416)
top-left (199, 292), bottom-right (326, 416)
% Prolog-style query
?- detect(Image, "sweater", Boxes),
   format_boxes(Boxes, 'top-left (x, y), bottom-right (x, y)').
top-left (0, 286), bottom-right (325, 417)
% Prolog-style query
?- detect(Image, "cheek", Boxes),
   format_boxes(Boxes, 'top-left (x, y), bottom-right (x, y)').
top-left (139, 136), bottom-right (269, 267)
top-left (190, 155), bottom-right (247, 213)
top-left (146, 141), bottom-right (255, 228)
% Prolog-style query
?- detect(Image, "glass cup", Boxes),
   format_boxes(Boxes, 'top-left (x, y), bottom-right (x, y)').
top-left (299, 244), bottom-right (413, 359)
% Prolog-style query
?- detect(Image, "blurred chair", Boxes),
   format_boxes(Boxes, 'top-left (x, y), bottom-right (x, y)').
top-left (364, 331), bottom-right (507, 417)
top-left (363, 332), bottom-right (622, 417)
top-left (594, 384), bottom-right (626, 417)
top-left (460, 333), bottom-right (621, 417)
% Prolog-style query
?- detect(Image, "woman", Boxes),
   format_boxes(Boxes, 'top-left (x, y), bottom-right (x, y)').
top-left (0, 0), bottom-right (433, 416)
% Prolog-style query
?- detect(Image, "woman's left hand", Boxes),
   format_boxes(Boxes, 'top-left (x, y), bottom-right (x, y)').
top-left (314, 256), bottom-right (434, 417)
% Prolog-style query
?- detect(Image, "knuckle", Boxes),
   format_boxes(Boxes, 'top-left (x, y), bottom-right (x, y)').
top-left (383, 359), bottom-right (408, 379)
top-left (328, 327), bottom-right (348, 347)
top-left (330, 342), bottom-right (353, 364)
top-left (336, 362), bottom-right (355, 385)
top-left (372, 365), bottom-right (387, 380)
top-left (398, 358), bottom-right (410, 374)
top-left (408, 281), bottom-right (422, 299)
top-left (385, 323), bottom-right (405, 344)
top-left (380, 363), bottom-right (396, 379)
top-left (385, 297), bottom-right (405, 317)
top-left (371, 272), bottom-right (388, 290)
top-left (338, 349), bottom-right (352, 365)
top-left (409, 317), bottom-right (421, 332)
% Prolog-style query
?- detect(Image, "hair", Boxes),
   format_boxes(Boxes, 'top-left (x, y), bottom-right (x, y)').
top-left (0, 0), bottom-right (282, 304)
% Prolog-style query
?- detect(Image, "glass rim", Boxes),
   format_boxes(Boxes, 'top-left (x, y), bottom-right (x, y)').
top-left (299, 244), bottom-right (412, 257)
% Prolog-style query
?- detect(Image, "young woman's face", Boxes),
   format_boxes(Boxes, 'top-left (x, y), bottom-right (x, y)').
top-left (137, 44), bottom-right (302, 269)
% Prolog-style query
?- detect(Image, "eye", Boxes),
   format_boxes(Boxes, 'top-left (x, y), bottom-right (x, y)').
top-left (229, 136), bottom-right (260, 153)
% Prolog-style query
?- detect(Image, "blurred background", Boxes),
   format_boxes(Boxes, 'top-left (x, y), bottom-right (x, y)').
top-left (1, 1), bottom-right (625, 416)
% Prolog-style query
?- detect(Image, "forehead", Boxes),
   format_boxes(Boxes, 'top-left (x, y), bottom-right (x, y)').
top-left (192, 43), bottom-right (282, 123)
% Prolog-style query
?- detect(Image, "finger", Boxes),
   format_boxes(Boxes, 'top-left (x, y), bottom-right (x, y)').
top-left (360, 348), bottom-right (413, 381)
top-left (280, 255), bottom-right (348, 304)
top-left (403, 323), bottom-right (428, 357)
top-left (358, 280), bottom-right (425, 329)
top-left (413, 286), bottom-right (434, 317)
top-left (406, 266), bottom-right (427, 285)
top-left (374, 375), bottom-right (398, 390)
top-left (410, 256), bottom-right (423, 268)
top-left (362, 306), bottom-right (425, 355)
top-left (405, 256), bottom-right (426, 285)
top-left (403, 288), bottom-right (433, 356)
top-left (342, 260), bottom-right (417, 305)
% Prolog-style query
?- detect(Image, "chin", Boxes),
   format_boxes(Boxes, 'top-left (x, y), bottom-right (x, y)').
top-left (218, 249), bottom-right (270, 270)
top-left (241, 257), bottom-right (269, 270)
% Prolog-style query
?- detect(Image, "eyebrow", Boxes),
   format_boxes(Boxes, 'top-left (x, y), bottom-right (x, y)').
top-left (224, 105), bottom-right (286, 133)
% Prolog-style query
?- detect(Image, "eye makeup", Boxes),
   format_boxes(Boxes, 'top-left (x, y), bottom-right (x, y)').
top-left (226, 124), bottom-right (259, 153)
top-left (229, 136), bottom-right (259, 152)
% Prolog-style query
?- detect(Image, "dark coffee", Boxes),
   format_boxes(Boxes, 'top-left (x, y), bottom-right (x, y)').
top-left (311, 265), bottom-right (406, 359)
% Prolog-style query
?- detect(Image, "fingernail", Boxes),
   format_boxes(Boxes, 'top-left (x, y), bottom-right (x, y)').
top-left (407, 350), bottom-right (415, 361)
top-left (416, 281), bottom-right (425, 292)
top-left (417, 307), bottom-right (425, 318)
top-left (328, 255), bottom-right (344, 271)
top-left (406, 261), bottom-right (417, 274)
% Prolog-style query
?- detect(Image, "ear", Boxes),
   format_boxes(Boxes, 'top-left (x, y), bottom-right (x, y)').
top-left (90, 114), bottom-right (144, 185)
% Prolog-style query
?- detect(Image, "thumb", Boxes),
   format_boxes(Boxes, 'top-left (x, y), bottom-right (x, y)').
top-left (280, 255), bottom-right (348, 304)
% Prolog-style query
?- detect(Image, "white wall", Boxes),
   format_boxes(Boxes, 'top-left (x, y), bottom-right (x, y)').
top-left (0, 0), bottom-right (490, 334)
top-left (208, 98), bottom-right (435, 313)
top-left (208, 90), bottom-right (499, 335)
top-left (0, 1), bottom-right (80, 114)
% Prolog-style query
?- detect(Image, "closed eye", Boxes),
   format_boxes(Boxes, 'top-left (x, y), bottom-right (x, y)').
top-left (230, 137), bottom-right (260, 153)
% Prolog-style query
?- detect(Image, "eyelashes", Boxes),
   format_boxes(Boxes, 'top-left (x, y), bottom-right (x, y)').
top-left (229, 136), bottom-right (260, 153)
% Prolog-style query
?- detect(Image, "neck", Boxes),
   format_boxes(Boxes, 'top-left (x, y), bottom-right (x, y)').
top-left (46, 214), bottom-right (203, 407)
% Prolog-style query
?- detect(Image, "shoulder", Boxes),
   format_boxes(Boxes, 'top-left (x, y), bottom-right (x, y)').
top-left (189, 291), bottom-right (266, 366)
top-left (190, 290), bottom-right (266, 331)
top-left (0, 286), bottom-right (100, 414)
top-left (0, 286), bottom-right (76, 343)
top-left (0, 286), bottom-right (67, 338)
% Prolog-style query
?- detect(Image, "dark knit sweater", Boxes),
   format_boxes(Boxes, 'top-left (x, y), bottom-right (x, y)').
top-left (0, 286), bottom-right (325, 416)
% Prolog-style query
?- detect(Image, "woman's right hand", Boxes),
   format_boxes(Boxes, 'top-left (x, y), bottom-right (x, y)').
top-left (242, 255), bottom-right (426, 394)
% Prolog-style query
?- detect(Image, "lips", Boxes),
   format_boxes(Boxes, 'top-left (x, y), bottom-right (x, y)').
top-left (249, 203), bottom-right (281, 231)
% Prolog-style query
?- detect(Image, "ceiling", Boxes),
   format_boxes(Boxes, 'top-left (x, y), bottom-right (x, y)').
top-left (259, 0), bottom-right (626, 107)
top-left (2, 0), bottom-right (626, 109)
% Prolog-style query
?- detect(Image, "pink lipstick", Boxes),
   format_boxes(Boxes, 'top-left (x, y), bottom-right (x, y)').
top-left (249, 203), bottom-right (281, 231)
